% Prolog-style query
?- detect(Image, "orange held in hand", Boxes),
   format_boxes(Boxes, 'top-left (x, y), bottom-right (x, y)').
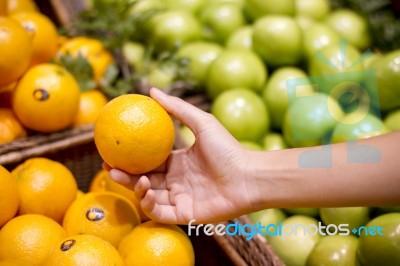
top-left (94, 94), bottom-right (175, 174)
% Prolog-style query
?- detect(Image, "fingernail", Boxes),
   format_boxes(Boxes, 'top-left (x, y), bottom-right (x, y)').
top-left (150, 87), bottom-right (166, 97)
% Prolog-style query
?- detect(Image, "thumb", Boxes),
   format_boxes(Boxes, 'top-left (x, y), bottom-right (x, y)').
top-left (150, 88), bottom-right (213, 134)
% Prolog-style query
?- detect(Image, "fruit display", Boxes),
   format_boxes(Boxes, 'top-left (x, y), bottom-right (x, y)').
top-left (1, 0), bottom-right (400, 265)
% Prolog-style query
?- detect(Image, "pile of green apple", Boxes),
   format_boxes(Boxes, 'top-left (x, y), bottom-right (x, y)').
top-left (119, 0), bottom-right (400, 265)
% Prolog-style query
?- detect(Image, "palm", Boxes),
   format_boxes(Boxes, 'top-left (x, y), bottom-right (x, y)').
top-left (144, 121), bottom-right (253, 224)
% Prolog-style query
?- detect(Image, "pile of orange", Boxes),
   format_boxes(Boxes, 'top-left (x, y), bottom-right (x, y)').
top-left (0, 157), bottom-right (194, 266)
top-left (0, 0), bottom-right (111, 144)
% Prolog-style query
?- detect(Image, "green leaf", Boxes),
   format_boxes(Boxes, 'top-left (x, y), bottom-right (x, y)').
top-left (56, 53), bottom-right (96, 91)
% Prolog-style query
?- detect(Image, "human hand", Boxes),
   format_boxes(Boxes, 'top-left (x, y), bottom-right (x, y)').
top-left (106, 88), bottom-right (257, 224)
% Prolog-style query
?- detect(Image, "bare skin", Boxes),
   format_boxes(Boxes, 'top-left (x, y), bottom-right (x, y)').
top-left (105, 88), bottom-right (400, 224)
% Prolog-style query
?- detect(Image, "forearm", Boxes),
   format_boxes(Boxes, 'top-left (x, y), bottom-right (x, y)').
top-left (247, 131), bottom-right (400, 211)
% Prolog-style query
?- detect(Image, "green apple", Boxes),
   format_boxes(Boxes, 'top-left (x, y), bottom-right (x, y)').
top-left (302, 23), bottom-right (340, 60)
top-left (331, 112), bottom-right (391, 143)
top-left (148, 10), bottom-right (202, 54)
top-left (308, 43), bottom-right (363, 95)
top-left (319, 207), bottom-right (370, 233)
top-left (268, 215), bottom-right (322, 266)
top-left (253, 15), bottom-right (303, 67)
top-left (370, 49), bottom-right (400, 112)
top-left (128, 0), bottom-right (166, 15)
top-left (248, 208), bottom-right (287, 240)
top-left (284, 208), bottom-right (319, 217)
top-left (306, 235), bottom-right (359, 266)
top-left (206, 0), bottom-right (245, 7)
top-left (176, 41), bottom-right (223, 88)
top-left (295, 15), bottom-right (316, 32)
top-left (239, 141), bottom-right (263, 150)
top-left (296, 0), bottom-right (330, 21)
top-left (262, 132), bottom-right (287, 151)
top-left (283, 93), bottom-right (344, 147)
top-left (179, 124), bottom-right (195, 147)
top-left (205, 48), bottom-right (267, 98)
top-left (122, 41), bottom-right (145, 72)
top-left (244, 0), bottom-right (295, 21)
top-left (165, 0), bottom-right (206, 14)
top-left (225, 26), bottom-right (253, 51)
top-left (362, 52), bottom-right (383, 69)
top-left (145, 63), bottom-right (175, 89)
top-left (262, 67), bottom-right (314, 130)
top-left (199, 2), bottom-right (246, 44)
top-left (358, 213), bottom-right (400, 266)
top-left (384, 109), bottom-right (400, 131)
top-left (325, 9), bottom-right (370, 50)
top-left (211, 89), bottom-right (269, 142)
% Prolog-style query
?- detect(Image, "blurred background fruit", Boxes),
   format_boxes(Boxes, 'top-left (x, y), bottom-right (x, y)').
top-left (319, 207), bottom-right (370, 233)
top-left (42, 234), bottom-right (124, 266)
top-left (0, 17), bottom-right (32, 87)
top-left (306, 235), bottom-right (359, 266)
top-left (118, 221), bottom-right (195, 266)
top-left (73, 90), bottom-right (108, 126)
top-left (206, 48), bottom-right (267, 98)
top-left (252, 15), bottom-right (302, 66)
top-left (62, 191), bottom-right (140, 247)
top-left (0, 214), bottom-right (66, 265)
top-left (0, 108), bottom-right (27, 144)
top-left (11, 157), bottom-right (78, 223)
top-left (12, 64), bottom-right (81, 133)
top-left (0, 165), bottom-right (19, 227)
top-left (198, 2), bottom-right (245, 44)
top-left (358, 213), bottom-right (400, 266)
top-left (57, 36), bottom-right (114, 84)
top-left (268, 215), bottom-right (322, 266)
top-left (10, 11), bottom-right (58, 67)
top-left (7, 0), bottom-right (38, 14)
top-left (283, 93), bottom-right (343, 147)
top-left (211, 89), bottom-right (269, 142)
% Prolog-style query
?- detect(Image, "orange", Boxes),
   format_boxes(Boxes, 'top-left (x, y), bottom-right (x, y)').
top-left (73, 90), bottom-right (108, 127)
top-left (11, 157), bottom-right (78, 223)
top-left (90, 169), bottom-right (148, 221)
top-left (0, 260), bottom-right (29, 266)
top-left (12, 63), bottom-right (80, 133)
top-left (0, 214), bottom-right (67, 265)
top-left (76, 190), bottom-right (85, 199)
top-left (0, 165), bottom-right (19, 227)
top-left (11, 12), bottom-right (58, 67)
top-left (118, 221), bottom-right (195, 266)
top-left (105, 171), bottom-right (148, 221)
top-left (0, 108), bottom-right (27, 144)
top-left (89, 168), bottom-right (108, 192)
top-left (0, 17), bottom-right (33, 87)
top-left (62, 191), bottom-right (141, 247)
top-left (58, 36), bottom-right (114, 83)
top-left (7, 0), bottom-right (38, 14)
top-left (94, 94), bottom-right (175, 174)
top-left (42, 234), bottom-right (124, 266)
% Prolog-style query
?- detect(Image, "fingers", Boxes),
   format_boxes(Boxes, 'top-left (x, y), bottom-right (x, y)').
top-left (150, 87), bottom-right (214, 135)
top-left (141, 190), bottom-right (180, 224)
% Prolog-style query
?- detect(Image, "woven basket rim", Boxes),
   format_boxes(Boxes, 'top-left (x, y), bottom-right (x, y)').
top-left (0, 124), bottom-right (94, 165)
